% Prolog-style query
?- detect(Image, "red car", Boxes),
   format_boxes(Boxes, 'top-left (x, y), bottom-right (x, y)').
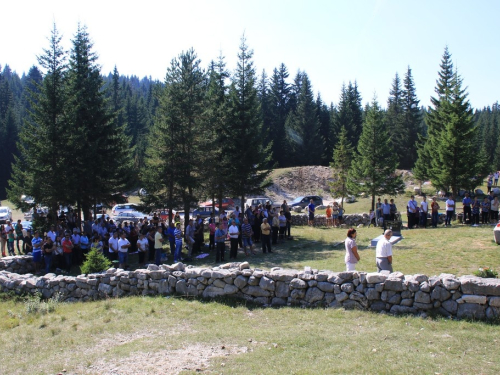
top-left (199, 198), bottom-right (235, 210)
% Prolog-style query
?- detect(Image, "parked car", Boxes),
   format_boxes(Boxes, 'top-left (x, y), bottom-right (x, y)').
top-left (333, 195), bottom-right (356, 204)
top-left (192, 206), bottom-right (219, 219)
top-left (244, 197), bottom-right (283, 209)
top-left (113, 211), bottom-right (152, 225)
top-left (0, 207), bottom-right (13, 223)
top-left (111, 203), bottom-right (141, 216)
top-left (289, 195), bottom-right (324, 208)
top-left (199, 198), bottom-right (235, 210)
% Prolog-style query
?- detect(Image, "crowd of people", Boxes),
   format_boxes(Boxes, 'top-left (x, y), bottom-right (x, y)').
top-left (0, 199), bottom-right (297, 275)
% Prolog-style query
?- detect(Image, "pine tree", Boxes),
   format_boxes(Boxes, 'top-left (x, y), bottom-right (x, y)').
top-left (386, 73), bottom-right (406, 168)
top-left (348, 98), bottom-right (405, 211)
top-left (65, 24), bottom-right (132, 218)
top-left (434, 72), bottom-right (481, 195)
top-left (401, 66), bottom-right (423, 169)
top-left (141, 48), bottom-right (206, 222)
top-left (268, 63), bottom-right (290, 167)
top-left (7, 24), bottom-right (69, 214)
top-left (335, 81), bottom-right (363, 148)
top-left (284, 73), bottom-right (322, 165)
top-left (329, 126), bottom-right (354, 205)
top-left (201, 55), bottom-right (232, 212)
top-left (414, 47), bottom-right (454, 184)
top-left (227, 35), bottom-right (272, 207)
top-left (316, 93), bottom-right (333, 166)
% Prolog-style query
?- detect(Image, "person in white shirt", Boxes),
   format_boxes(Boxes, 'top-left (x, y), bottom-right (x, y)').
top-left (445, 195), bottom-right (455, 227)
top-left (136, 232), bottom-right (149, 266)
top-left (228, 221), bottom-right (240, 260)
top-left (72, 229), bottom-right (81, 265)
top-left (108, 231), bottom-right (119, 262)
top-left (117, 231), bottom-right (131, 269)
top-left (494, 171), bottom-right (499, 186)
top-left (375, 229), bottom-right (393, 272)
top-left (420, 196), bottom-right (428, 228)
top-left (47, 226), bottom-right (57, 242)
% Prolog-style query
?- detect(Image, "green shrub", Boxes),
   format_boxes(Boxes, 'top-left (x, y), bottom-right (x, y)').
top-left (25, 291), bottom-right (61, 315)
top-left (474, 267), bottom-right (498, 278)
top-left (80, 247), bottom-right (112, 275)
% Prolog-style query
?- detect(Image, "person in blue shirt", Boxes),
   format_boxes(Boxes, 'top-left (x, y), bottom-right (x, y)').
top-left (307, 199), bottom-right (315, 226)
top-left (471, 196), bottom-right (481, 226)
top-left (167, 222), bottom-right (176, 260)
top-left (462, 193), bottom-right (472, 224)
top-left (214, 222), bottom-right (226, 262)
top-left (31, 230), bottom-right (44, 274)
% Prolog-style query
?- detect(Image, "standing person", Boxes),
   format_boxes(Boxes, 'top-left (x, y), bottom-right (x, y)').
top-left (344, 228), bottom-right (360, 271)
top-left (7, 229), bottom-right (15, 256)
top-left (481, 197), bottom-right (490, 225)
top-left (332, 202), bottom-right (340, 228)
top-left (282, 200), bottom-right (292, 238)
top-left (241, 217), bottom-right (255, 256)
top-left (487, 175), bottom-right (493, 194)
top-left (108, 231), bottom-right (119, 262)
top-left (61, 232), bottom-right (73, 274)
top-left (471, 196), bottom-right (481, 227)
top-left (71, 229), bottom-right (81, 266)
top-left (445, 195), bottom-right (455, 227)
top-left (32, 231), bottom-right (44, 273)
top-left (80, 231), bottom-right (90, 258)
top-left (260, 218), bottom-right (272, 254)
top-left (1, 224), bottom-right (7, 257)
top-left (462, 192), bottom-right (472, 225)
top-left (338, 204), bottom-right (344, 225)
top-left (325, 205), bottom-right (333, 227)
top-left (495, 171), bottom-right (499, 187)
top-left (420, 196), bottom-right (428, 228)
top-left (490, 196), bottom-right (499, 223)
top-left (214, 222), bottom-right (226, 262)
top-left (382, 199), bottom-right (391, 230)
top-left (228, 219), bottom-right (240, 260)
top-left (136, 232), bottom-right (148, 267)
top-left (307, 199), bottom-right (316, 226)
top-left (42, 237), bottom-right (54, 274)
top-left (185, 219), bottom-right (195, 261)
top-left (174, 223), bottom-right (183, 263)
top-left (375, 198), bottom-right (382, 226)
top-left (431, 197), bottom-right (440, 228)
top-left (168, 222), bottom-right (176, 259)
top-left (117, 231), bottom-right (131, 269)
top-left (15, 220), bottom-right (24, 255)
top-left (278, 211), bottom-right (287, 241)
top-left (154, 226), bottom-right (164, 266)
top-left (375, 230), bottom-right (393, 272)
top-left (271, 213), bottom-right (279, 245)
top-left (407, 196), bottom-right (417, 229)
top-left (208, 220), bottom-right (216, 252)
top-left (389, 199), bottom-right (397, 222)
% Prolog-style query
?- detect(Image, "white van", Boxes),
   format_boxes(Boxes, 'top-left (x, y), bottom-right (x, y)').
top-left (111, 203), bottom-right (141, 216)
top-left (244, 198), bottom-right (280, 210)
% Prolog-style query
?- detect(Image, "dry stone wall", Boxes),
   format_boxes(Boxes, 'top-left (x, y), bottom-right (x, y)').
top-left (1, 256), bottom-right (499, 320)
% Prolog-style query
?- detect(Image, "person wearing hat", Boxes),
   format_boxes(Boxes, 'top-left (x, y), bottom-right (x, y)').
top-left (375, 229), bottom-right (393, 272)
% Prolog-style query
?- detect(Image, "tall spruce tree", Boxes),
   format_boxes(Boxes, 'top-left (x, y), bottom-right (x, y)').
top-left (348, 98), bottom-right (404, 211)
top-left (316, 93), bottom-right (333, 166)
top-left (335, 81), bottom-right (363, 148)
top-left (65, 24), bottom-right (132, 218)
top-left (386, 73), bottom-right (406, 168)
top-left (414, 47), bottom-right (482, 194)
top-left (227, 35), bottom-right (272, 207)
top-left (401, 66), bottom-right (423, 169)
top-left (284, 73), bottom-right (322, 165)
top-left (7, 24), bottom-right (70, 215)
top-left (141, 48), bottom-right (206, 222)
top-left (329, 126), bottom-right (354, 205)
top-left (414, 47), bottom-right (454, 184)
top-left (268, 63), bottom-right (290, 167)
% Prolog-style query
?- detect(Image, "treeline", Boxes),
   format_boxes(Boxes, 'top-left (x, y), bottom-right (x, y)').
top-left (1, 24), bottom-right (499, 211)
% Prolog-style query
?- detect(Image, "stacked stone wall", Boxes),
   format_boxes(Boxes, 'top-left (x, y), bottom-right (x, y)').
top-left (1, 256), bottom-right (499, 320)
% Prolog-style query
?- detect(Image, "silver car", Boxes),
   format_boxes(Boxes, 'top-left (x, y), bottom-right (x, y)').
top-left (0, 207), bottom-right (12, 224)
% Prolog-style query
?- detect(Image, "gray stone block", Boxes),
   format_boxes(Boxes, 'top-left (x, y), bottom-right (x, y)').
top-left (305, 287), bottom-right (324, 303)
top-left (415, 291), bottom-right (431, 304)
top-left (457, 303), bottom-right (486, 320)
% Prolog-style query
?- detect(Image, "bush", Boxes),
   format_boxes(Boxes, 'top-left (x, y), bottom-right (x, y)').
top-left (80, 248), bottom-right (112, 275)
top-left (474, 267), bottom-right (498, 278)
top-left (25, 291), bottom-right (61, 315)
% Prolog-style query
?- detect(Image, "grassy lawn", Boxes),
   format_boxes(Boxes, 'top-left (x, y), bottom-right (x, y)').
top-left (1, 294), bottom-right (499, 374)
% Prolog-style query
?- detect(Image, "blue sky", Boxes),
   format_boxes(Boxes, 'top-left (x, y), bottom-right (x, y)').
top-left (1, 0), bottom-right (498, 109)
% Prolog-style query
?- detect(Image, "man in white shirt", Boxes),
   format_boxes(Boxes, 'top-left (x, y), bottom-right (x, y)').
top-left (445, 195), bottom-right (455, 227)
top-left (495, 171), bottom-right (499, 186)
top-left (154, 226), bottom-right (164, 266)
top-left (228, 220), bottom-right (240, 260)
top-left (185, 219), bottom-right (195, 259)
top-left (375, 229), bottom-right (393, 273)
top-left (117, 231), bottom-right (131, 269)
top-left (72, 229), bottom-right (81, 265)
top-left (47, 225), bottom-right (57, 242)
top-left (108, 231), bottom-right (119, 262)
top-left (420, 196), bottom-right (428, 228)
top-left (136, 232), bottom-right (148, 266)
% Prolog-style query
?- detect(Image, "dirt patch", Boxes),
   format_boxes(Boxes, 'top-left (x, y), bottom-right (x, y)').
top-left (73, 343), bottom-right (248, 375)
